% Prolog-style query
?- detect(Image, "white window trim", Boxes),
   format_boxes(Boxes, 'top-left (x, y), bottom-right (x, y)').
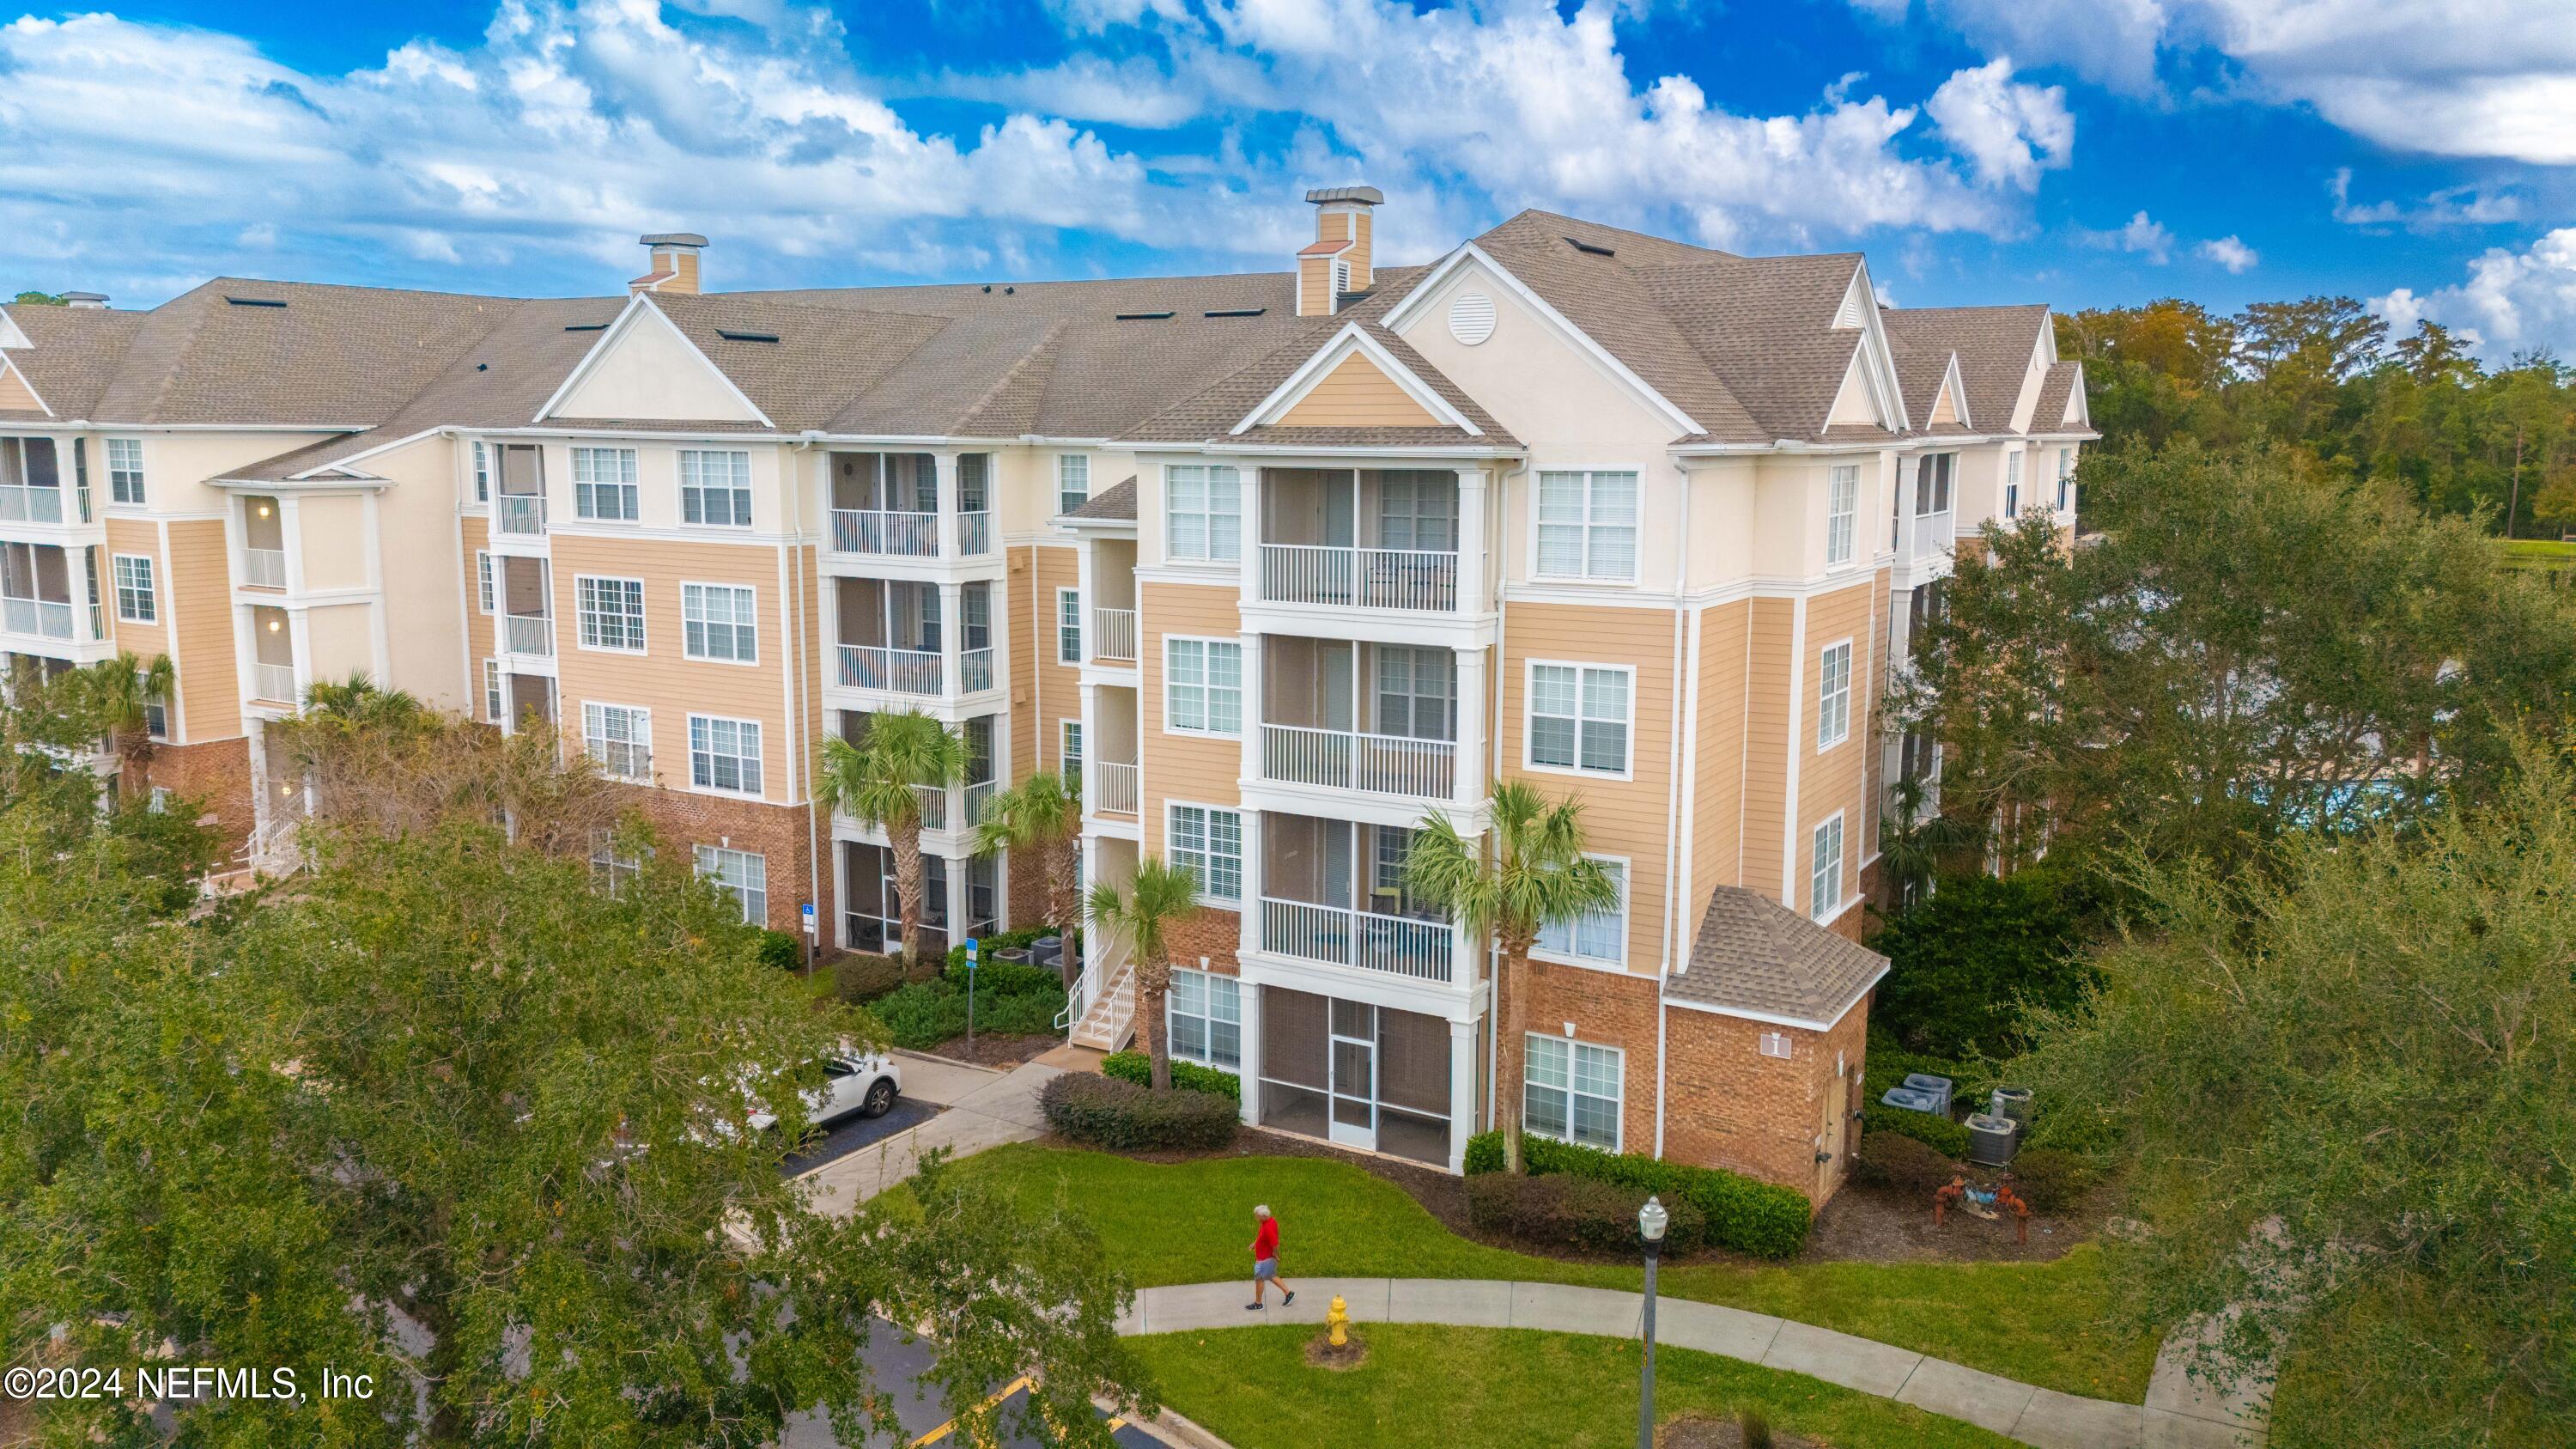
top-left (1163, 965), bottom-right (1244, 1071)
top-left (1529, 851), bottom-right (1632, 973)
top-left (573, 574), bottom-right (648, 655)
top-left (580, 700), bottom-right (653, 782)
top-left (1060, 717), bottom-right (1083, 776)
top-left (2002, 449), bottom-right (2024, 517)
top-left (678, 580), bottom-right (760, 667)
top-left (570, 445), bottom-right (641, 523)
top-left (1057, 454), bottom-right (1091, 516)
top-left (1811, 810), bottom-right (1848, 922)
top-left (470, 440), bottom-right (490, 503)
top-left (1824, 463), bottom-right (1860, 569)
top-left (111, 552), bottom-right (156, 623)
top-left (1816, 637), bottom-right (1854, 751)
top-left (1160, 462), bottom-right (1243, 567)
top-left (1521, 657), bottom-right (1637, 782)
top-left (693, 843), bottom-right (768, 925)
top-left (686, 711), bottom-right (767, 800)
top-left (1163, 798), bottom-right (1245, 904)
top-left (677, 448), bottom-right (755, 530)
top-left (1160, 634), bottom-right (1245, 740)
top-left (475, 551), bottom-right (495, 614)
top-left (1522, 1032), bottom-right (1625, 1154)
top-left (482, 659), bottom-right (502, 723)
top-left (1528, 466), bottom-right (1644, 586)
top-left (106, 438), bottom-right (147, 505)
top-left (1056, 587), bottom-right (1083, 664)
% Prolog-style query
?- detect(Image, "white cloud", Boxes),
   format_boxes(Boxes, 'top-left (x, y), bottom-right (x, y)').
top-left (2196, 235), bottom-right (2257, 273)
top-left (2079, 210), bottom-right (2174, 264)
top-left (2327, 168), bottom-right (2524, 231)
top-left (1924, 58), bottom-right (2075, 191)
top-left (2375, 228), bottom-right (2576, 362)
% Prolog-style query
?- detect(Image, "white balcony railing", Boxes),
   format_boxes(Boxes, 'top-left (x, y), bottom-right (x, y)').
top-left (501, 613), bottom-right (553, 656)
top-left (252, 662), bottom-right (297, 704)
top-left (1, 596), bottom-right (73, 640)
top-left (241, 548), bottom-right (288, 588)
top-left (1093, 760), bottom-right (1140, 816)
top-left (839, 645), bottom-right (942, 695)
top-left (958, 511), bottom-right (993, 556)
top-left (914, 783), bottom-right (949, 831)
top-left (495, 494), bottom-right (546, 537)
top-left (0, 485), bottom-right (64, 524)
top-left (1261, 544), bottom-right (1459, 612)
top-left (1261, 898), bottom-right (1454, 983)
top-left (1091, 607), bottom-right (1138, 665)
top-left (1261, 723), bottom-right (1455, 801)
top-left (1908, 509), bottom-right (1953, 564)
top-left (960, 647), bottom-right (994, 694)
top-left (829, 509), bottom-right (939, 557)
top-left (963, 780), bottom-right (996, 828)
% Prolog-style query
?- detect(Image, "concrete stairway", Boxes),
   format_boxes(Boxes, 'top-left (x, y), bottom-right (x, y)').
top-left (1069, 965), bottom-right (1136, 1052)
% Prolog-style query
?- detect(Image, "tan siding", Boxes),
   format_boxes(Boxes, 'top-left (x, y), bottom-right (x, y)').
top-left (1007, 545), bottom-right (1039, 784)
top-left (1799, 580), bottom-right (1878, 918)
top-left (1690, 599), bottom-right (1748, 910)
top-left (1278, 353), bottom-right (1441, 429)
top-left (1297, 255), bottom-right (1334, 318)
top-left (1862, 566), bottom-right (1892, 873)
top-left (0, 362), bottom-right (40, 413)
top-left (166, 519), bottom-right (240, 742)
top-left (1739, 596), bottom-right (1794, 903)
top-left (1929, 379), bottom-right (1959, 425)
top-left (103, 519), bottom-right (172, 664)
top-left (1138, 580), bottom-right (1242, 862)
top-left (1029, 545), bottom-right (1081, 776)
top-left (548, 533), bottom-right (792, 805)
top-left (1498, 602), bottom-right (1678, 977)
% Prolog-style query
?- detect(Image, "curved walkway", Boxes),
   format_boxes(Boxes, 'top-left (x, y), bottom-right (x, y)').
top-left (1115, 1278), bottom-right (2263, 1449)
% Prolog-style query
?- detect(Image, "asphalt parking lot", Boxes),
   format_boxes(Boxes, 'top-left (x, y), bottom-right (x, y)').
top-left (780, 1095), bottom-right (940, 1178)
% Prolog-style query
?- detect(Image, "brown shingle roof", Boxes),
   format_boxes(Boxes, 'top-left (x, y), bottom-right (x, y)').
top-left (2030, 360), bottom-right (2084, 432)
top-left (1, 303), bottom-right (145, 419)
top-left (1668, 885), bottom-right (1887, 1026)
top-left (1880, 305), bottom-right (2050, 435)
top-left (1064, 476), bottom-right (1137, 521)
top-left (1113, 321), bottom-right (1515, 448)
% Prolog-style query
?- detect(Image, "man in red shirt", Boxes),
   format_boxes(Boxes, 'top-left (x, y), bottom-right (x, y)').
top-left (1247, 1204), bottom-right (1295, 1310)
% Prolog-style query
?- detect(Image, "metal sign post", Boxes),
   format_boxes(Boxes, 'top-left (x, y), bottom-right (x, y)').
top-left (964, 937), bottom-right (980, 1053)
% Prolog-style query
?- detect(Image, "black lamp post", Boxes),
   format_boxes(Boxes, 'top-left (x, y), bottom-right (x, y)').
top-left (1637, 1194), bottom-right (1668, 1449)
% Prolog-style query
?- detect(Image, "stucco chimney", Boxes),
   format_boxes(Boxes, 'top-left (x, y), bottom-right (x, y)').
top-left (1297, 186), bottom-right (1382, 317)
top-left (632, 233), bottom-right (709, 295)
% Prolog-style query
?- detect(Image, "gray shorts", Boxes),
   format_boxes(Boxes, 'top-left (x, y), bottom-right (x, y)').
top-left (1254, 1258), bottom-right (1279, 1282)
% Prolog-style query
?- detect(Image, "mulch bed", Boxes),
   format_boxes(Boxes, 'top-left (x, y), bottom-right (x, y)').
top-left (1061, 1126), bottom-right (2099, 1269)
top-left (1660, 1414), bottom-right (1820, 1448)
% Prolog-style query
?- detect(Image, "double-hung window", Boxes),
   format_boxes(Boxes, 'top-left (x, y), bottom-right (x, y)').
top-left (1164, 637), bottom-right (1242, 735)
top-left (482, 659), bottom-right (502, 722)
top-left (1526, 1036), bottom-right (1622, 1152)
top-left (1825, 464), bottom-right (1858, 566)
top-left (1167, 803), bottom-right (1242, 904)
top-left (690, 715), bottom-right (763, 795)
top-left (682, 582), bottom-right (757, 663)
top-left (1061, 720), bottom-right (1083, 780)
top-left (1528, 663), bottom-right (1629, 775)
top-left (1812, 814), bottom-right (1846, 921)
top-left (141, 681), bottom-right (168, 740)
top-left (679, 449), bottom-right (752, 527)
top-left (112, 554), bottom-right (155, 623)
top-left (1535, 858), bottom-right (1626, 966)
top-left (1058, 454), bottom-right (1090, 516)
top-left (1915, 453), bottom-right (1954, 515)
top-left (1534, 470), bottom-right (1639, 581)
top-left (2002, 451), bottom-right (2023, 516)
top-left (1816, 641), bottom-right (1853, 748)
top-left (1057, 588), bottom-right (1082, 663)
top-left (2057, 447), bottom-right (2075, 511)
top-left (1167, 968), bottom-right (1242, 1069)
top-left (590, 829), bottom-right (641, 893)
top-left (572, 447), bottom-right (640, 521)
top-left (694, 844), bottom-right (767, 924)
top-left (582, 702), bottom-right (651, 781)
top-left (1164, 464), bottom-right (1241, 563)
top-left (476, 551), bottom-right (495, 613)
top-left (471, 441), bottom-right (490, 502)
top-left (576, 575), bottom-right (646, 652)
top-left (106, 438), bottom-right (145, 504)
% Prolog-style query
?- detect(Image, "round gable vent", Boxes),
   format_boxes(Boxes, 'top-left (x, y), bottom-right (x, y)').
top-left (1448, 289), bottom-right (1497, 346)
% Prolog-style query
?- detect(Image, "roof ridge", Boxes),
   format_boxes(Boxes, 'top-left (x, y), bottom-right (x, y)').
top-left (956, 320), bottom-right (1070, 435)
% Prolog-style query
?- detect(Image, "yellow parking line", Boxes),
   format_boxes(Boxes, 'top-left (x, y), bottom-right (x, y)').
top-left (908, 1375), bottom-right (1034, 1447)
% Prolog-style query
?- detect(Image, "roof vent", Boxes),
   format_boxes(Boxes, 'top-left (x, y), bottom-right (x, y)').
top-left (224, 295), bottom-right (288, 308)
top-left (1115, 310), bottom-right (1175, 321)
top-left (1204, 307), bottom-right (1267, 319)
top-left (564, 323), bottom-right (608, 332)
top-left (1564, 236), bottom-right (1615, 258)
top-left (63, 292), bottom-right (109, 309)
top-left (716, 329), bottom-right (780, 344)
top-left (1448, 291), bottom-right (1496, 346)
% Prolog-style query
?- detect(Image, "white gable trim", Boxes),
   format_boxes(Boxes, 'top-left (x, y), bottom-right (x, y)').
top-left (1935, 352), bottom-right (1972, 430)
top-left (1844, 263), bottom-right (1911, 434)
top-left (532, 293), bottom-right (773, 429)
top-left (2062, 362), bottom-right (2092, 429)
top-left (1230, 322), bottom-right (1481, 436)
top-left (1831, 269), bottom-right (1871, 330)
top-left (0, 356), bottom-right (53, 417)
top-left (1379, 242), bottom-right (1704, 437)
top-left (0, 313), bottom-right (33, 350)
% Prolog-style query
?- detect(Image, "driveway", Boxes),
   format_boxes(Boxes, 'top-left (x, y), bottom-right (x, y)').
top-left (779, 1317), bottom-right (1176, 1447)
top-left (781, 1096), bottom-right (940, 1178)
top-left (798, 1051), bottom-right (1062, 1215)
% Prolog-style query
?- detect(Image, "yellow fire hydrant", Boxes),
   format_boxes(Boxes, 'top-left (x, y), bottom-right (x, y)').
top-left (1325, 1294), bottom-right (1350, 1348)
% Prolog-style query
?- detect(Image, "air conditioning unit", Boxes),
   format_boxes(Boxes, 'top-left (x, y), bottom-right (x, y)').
top-left (1965, 1113), bottom-right (2020, 1166)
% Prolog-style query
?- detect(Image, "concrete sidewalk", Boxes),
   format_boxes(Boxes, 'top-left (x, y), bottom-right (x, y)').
top-left (1115, 1278), bottom-right (2263, 1449)
top-left (798, 1051), bottom-right (1060, 1215)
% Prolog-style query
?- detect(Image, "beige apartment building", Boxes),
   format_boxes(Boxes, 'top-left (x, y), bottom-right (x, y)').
top-left (0, 191), bottom-right (2089, 1201)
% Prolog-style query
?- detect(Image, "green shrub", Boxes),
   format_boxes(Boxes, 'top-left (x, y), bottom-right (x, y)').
top-left (1100, 1050), bottom-right (1242, 1100)
top-left (2003, 1147), bottom-right (2099, 1214)
top-left (1862, 1101), bottom-right (1971, 1159)
top-left (1464, 1171), bottom-right (1710, 1257)
top-left (942, 928), bottom-right (1059, 976)
top-left (832, 952), bottom-right (908, 1004)
top-left (1460, 1132), bottom-right (1811, 1260)
top-left (868, 974), bottom-right (1066, 1050)
top-left (1851, 1130), bottom-right (1959, 1196)
top-left (1856, 1029), bottom-right (1984, 1159)
top-left (1868, 868), bottom-right (2096, 1058)
top-left (756, 928), bottom-right (803, 971)
top-left (1039, 1072), bottom-right (1238, 1150)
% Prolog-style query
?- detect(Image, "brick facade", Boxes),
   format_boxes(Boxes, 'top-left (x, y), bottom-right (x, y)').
top-left (144, 734), bottom-right (254, 860)
top-left (1520, 959), bottom-right (1662, 1158)
top-left (1166, 904), bottom-right (1242, 977)
top-left (604, 781), bottom-right (828, 947)
top-left (1660, 993), bottom-right (1872, 1204)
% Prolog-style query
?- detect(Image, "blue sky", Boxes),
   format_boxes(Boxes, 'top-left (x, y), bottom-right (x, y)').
top-left (5, 1), bottom-right (2572, 359)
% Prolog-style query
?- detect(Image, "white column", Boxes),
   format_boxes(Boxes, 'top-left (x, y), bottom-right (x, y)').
top-left (1078, 678), bottom-right (1100, 801)
top-left (934, 452), bottom-right (962, 560)
top-left (1447, 1014), bottom-right (1477, 1172)
top-left (1454, 644), bottom-right (1487, 810)
top-left (1236, 460), bottom-right (1262, 610)
top-left (1237, 807), bottom-right (1265, 959)
top-left (944, 850), bottom-right (971, 945)
top-left (1238, 630), bottom-right (1266, 788)
top-left (1074, 536), bottom-right (1097, 666)
top-left (1455, 467), bottom-right (1488, 614)
top-left (938, 581), bottom-right (963, 701)
top-left (1237, 977), bottom-right (1265, 1126)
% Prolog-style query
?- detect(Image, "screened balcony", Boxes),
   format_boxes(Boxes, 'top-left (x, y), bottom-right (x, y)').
top-left (1258, 813), bottom-right (1459, 984)
top-left (240, 495), bottom-right (288, 588)
top-left (0, 436), bottom-right (70, 524)
top-left (0, 541), bottom-right (94, 642)
top-left (248, 604), bottom-right (296, 704)
top-left (1259, 636), bottom-right (1457, 802)
top-left (827, 451), bottom-right (994, 560)
top-left (496, 555), bottom-right (553, 657)
top-left (1087, 535), bottom-right (1139, 667)
top-left (832, 577), bottom-right (993, 697)
top-left (492, 444), bottom-right (546, 538)
top-left (1259, 467), bottom-right (1460, 612)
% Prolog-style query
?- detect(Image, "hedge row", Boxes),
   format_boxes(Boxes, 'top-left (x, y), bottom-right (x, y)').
top-left (1100, 1051), bottom-right (1242, 1101)
top-left (1462, 1132), bottom-right (1810, 1260)
top-left (1040, 1072), bottom-right (1239, 1150)
top-left (1465, 1172), bottom-right (1711, 1257)
top-left (869, 973), bottom-right (1063, 1050)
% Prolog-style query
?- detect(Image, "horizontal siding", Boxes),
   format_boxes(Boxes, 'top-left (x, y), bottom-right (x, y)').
top-left (1278, 354), bottom-right (1439, 429)
top-left (1692, 598), bottom-right (1748, 909)
top-left (1738, 596), bottom-right (1793, 904)
top-left (1799, 579), bottom-right (1879, 917)
top-left (102, 518), bottom-right (172, 665)
top-left (1139, 580), bottom-right (1242, 861)
top-left (1030, 544), bottom-right (1080, 776)
top-left (166, 519), bottom-right (240, 742)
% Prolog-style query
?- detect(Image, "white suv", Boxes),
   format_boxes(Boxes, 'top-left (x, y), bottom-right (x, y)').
top-left (744, 1050), bottom-right (902, 1134)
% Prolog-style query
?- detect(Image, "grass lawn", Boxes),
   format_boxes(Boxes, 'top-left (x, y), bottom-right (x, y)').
top-left (939, 1145), bottom-right (2158, 1403)
top-left (1129, 1324), bottom-right (2017, 1449)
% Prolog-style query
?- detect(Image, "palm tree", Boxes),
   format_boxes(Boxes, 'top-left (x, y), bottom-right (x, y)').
top-left (1084, 858), bottom-right (1200, 1089)
top-left (972, 769), bottom-right (1082, 931)
top-left (1405, 780), bottom-right (1619, 1173)
top-left (1879, 774), bottom-right (1984, 913)
top-left (816, 711), bottom-right (970, 965)
top-left (76, 651), bottom-right (174, 798)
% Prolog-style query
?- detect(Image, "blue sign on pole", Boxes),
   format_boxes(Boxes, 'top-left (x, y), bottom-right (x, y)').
top-left (965, 936), bottom-right (981, 970)
top-left (963, 938), bottom-right (981, 1049)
